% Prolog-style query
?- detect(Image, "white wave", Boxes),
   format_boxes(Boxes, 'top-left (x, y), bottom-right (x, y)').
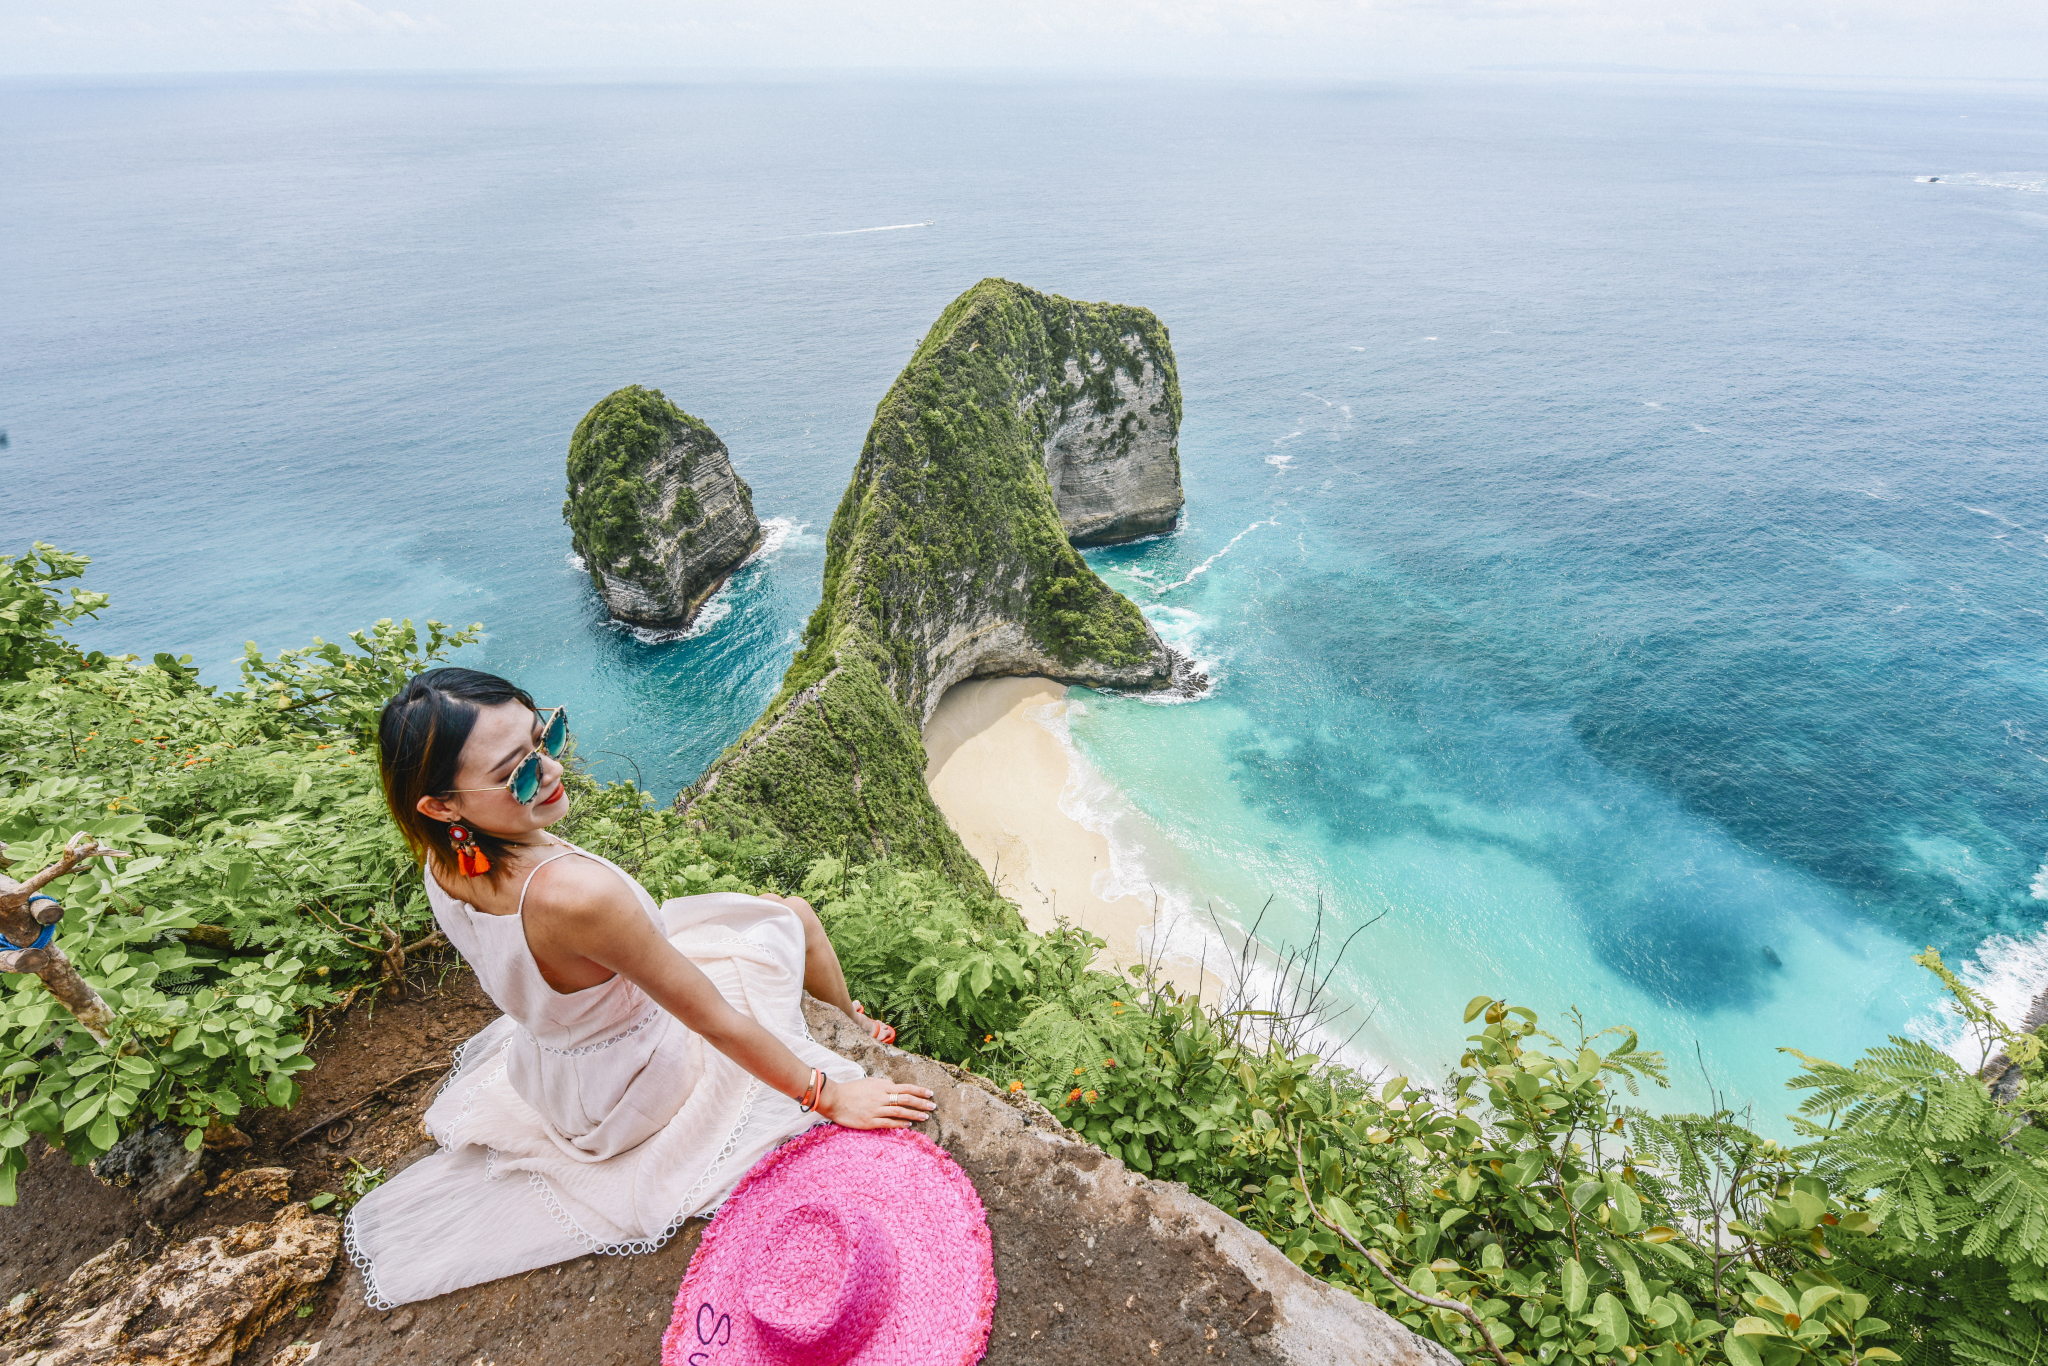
top-left (566, 551), bottom-right (587, 572)
top-left (1094, 527), bottom-right (1177, 552)
top-left (1917, 923), bottom-right (2048, 1070)
top-left (1149, 517), bottom-right (1279, 595)
top-left (1966, 505), bottom-right (2027, 530)
top-left (613, 595), bottom-right (734, 645)
top-left (1266, 453), bottom-right (1296, 470)
top-left (1139, 604), bottom-right (1222, 702)
top-left (1023, 699), bottom-right (1386, 1072)
top-left (1946, 172), bottom-right (2047, 194)
top-left (2035, 863), bottom-right (2048, 901)
top-left (821, 221), bottom-right (934, 235)
top-left (743, 516), bottom-right (807, 564)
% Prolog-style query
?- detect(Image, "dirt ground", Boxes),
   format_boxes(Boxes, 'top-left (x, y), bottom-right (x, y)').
top-left (0, 967), bottom-right (1298, 1365)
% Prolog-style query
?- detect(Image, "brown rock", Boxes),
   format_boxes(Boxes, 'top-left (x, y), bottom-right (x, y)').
top-left (208, 1168), bottom-right (292, 1203)
top-left (14, 1203), bottom-right (338, 1366)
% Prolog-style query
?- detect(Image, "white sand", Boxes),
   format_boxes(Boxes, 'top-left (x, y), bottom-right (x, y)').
top-left (924, 676), bottom-right (1207, 996)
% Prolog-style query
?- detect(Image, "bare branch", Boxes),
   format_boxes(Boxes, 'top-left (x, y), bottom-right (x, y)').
top-left (0, 832), bottom-right (132, 918)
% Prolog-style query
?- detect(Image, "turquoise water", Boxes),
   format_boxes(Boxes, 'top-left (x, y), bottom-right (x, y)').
top-left (7, 75), bottom-right (2045, 1121)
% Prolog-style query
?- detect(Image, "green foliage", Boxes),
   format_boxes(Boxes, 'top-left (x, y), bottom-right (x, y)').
top-left (0, 558), bottom-right (481, 1202)
top-left (1780, 950), bottom-right (2048, 1366)
top-left (683, 659), bottom-right (987, 888)
top-left (0, 544), bottom-right (109, 682)
top-left (797, 857), bottom-right (1112, 1068)
top-left (562, 385), bottom-right (720, 580)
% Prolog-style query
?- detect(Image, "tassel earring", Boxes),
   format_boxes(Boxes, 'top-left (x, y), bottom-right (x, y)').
top-left (447, 824), bottom-right (491, 877)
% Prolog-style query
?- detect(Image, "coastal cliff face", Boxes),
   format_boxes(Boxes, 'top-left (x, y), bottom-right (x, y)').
top-left (1039, 339), bottom-right (1183, 546)
top-left (562, 386), bottom-right (761, 631)
top-left (682, 279), bottom-right (1179, 881)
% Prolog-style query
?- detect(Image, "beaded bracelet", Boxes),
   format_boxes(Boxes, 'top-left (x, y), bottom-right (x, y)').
top-left (798, 1068), bottom-right (824, 1113)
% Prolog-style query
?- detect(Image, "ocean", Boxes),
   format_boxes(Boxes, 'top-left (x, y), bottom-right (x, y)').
top-left (6, 72), bottom-right (2045, 1123)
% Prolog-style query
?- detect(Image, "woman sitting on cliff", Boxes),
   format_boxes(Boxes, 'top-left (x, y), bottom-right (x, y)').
top-left (345, 667), bottom-right (934, 1308)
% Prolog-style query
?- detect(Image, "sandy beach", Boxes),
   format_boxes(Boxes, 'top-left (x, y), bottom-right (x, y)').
top-left (924, 676), bottom-right (1207, 996)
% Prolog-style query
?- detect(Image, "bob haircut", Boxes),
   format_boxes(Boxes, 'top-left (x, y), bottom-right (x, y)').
top-left (377, 667), bottom-right (537, 883)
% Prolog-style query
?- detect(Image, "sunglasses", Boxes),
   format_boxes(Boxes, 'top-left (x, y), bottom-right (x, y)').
top-left (448, 707), bottom-right (569, 805)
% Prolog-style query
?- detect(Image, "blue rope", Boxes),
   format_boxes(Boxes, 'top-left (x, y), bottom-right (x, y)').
top-left (2, 897), bottom-right (59, 952)
top-left (0, 921), bottom-right (56, 952)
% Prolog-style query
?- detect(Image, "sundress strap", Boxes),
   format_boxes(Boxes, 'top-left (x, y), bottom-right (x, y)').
top-left (514, 842), bottom-right (644, 918)
top-left (516, 849), bottom-right (584, 917)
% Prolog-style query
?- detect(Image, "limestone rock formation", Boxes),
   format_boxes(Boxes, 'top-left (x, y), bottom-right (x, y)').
top-left (7, 1203), bottom-right (338, 1366)
top-left (562, 386), bottom-right (760, 632)
top-left (1039, 331), bottom-right (1184, 545)
top-left (681, 280), bottom-right (1179, 880)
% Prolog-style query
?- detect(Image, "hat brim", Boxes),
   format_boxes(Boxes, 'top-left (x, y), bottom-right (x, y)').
top-left (664, 1126), bottom-right (996, 1366)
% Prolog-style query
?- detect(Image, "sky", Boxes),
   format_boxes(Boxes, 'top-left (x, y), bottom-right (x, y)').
top-left (1, 0), bottom-right (2044, 82)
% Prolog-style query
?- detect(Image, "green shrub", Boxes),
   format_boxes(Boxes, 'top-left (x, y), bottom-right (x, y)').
top-left (0, 543), bottom-right (109, 682)
top-left (0, 551), bottom-right (483, 1199)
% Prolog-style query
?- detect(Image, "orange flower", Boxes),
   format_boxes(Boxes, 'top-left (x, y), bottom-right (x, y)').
top-left (1084, 1090), bottom-right (1098, 1103)
top-left (1104, 1058), bottom-right (1117, 1069)
top-left (1008, 1081), bottom-right (1024, 1094)
top-left (1073, 1067), bottom-right (1084, 1077)
top-left (1068, 1088), bottom-right (1082, 1104)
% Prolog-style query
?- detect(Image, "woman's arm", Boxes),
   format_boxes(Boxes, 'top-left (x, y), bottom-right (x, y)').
top-left (526, 860), bottom-right (934, 1130)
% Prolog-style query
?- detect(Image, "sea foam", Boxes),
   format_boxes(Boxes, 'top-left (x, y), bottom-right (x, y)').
top-left (1147, 517), bottom-right (1279, 595)
top-left (1913, 876), bottom-right (2048, 1070)
top-left (1026, 695), bottom-right (1385, 1075)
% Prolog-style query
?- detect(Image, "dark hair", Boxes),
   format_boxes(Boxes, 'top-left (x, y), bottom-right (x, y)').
top-left (377, 667), bottom-right (536, 882)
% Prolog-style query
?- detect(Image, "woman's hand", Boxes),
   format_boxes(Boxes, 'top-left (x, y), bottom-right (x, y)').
top-left (817, 1076), bottom-right (937, 1130)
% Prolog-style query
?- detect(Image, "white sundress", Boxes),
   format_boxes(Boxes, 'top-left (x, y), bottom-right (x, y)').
top-left (343, 841), bottom-right (864, 1309)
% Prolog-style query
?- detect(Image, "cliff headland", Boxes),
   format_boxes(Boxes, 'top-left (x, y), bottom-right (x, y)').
top-left (563, 385), bottom-right (761, 632)
top-left (680, 279), bottom-right (1186, 885)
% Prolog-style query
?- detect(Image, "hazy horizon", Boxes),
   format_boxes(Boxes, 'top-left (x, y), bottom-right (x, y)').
top-left (4, 0), bottom-right (2044, 83)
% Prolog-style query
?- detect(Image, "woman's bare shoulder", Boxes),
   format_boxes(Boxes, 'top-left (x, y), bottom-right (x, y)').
top-left (519, 851), bottom-right (641, 924)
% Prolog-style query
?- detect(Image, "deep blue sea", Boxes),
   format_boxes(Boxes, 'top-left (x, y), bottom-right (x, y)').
top-left (6, 73), bottom-right (2045, 1123)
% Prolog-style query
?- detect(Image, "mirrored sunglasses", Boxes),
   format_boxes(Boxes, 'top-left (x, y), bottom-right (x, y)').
top-left (449, 706), bottom-right (568, 805)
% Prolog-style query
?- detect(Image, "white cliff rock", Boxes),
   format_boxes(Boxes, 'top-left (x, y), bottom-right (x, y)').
top-left (1038, 346), bottom-right (1184, 546)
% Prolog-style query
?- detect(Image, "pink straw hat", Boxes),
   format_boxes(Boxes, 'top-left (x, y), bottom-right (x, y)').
top-left (664, 1126), bottom-right (996, 1366)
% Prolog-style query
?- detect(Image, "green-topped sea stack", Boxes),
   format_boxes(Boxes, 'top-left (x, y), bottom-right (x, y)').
top-left (563, 386), bottom-right (762, 632)
top-left (681, 278), bottom-right (1191, 887)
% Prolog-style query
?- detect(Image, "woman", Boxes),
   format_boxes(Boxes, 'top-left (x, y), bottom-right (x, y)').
top-left (345, 668), bottom-right (935, 1308)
